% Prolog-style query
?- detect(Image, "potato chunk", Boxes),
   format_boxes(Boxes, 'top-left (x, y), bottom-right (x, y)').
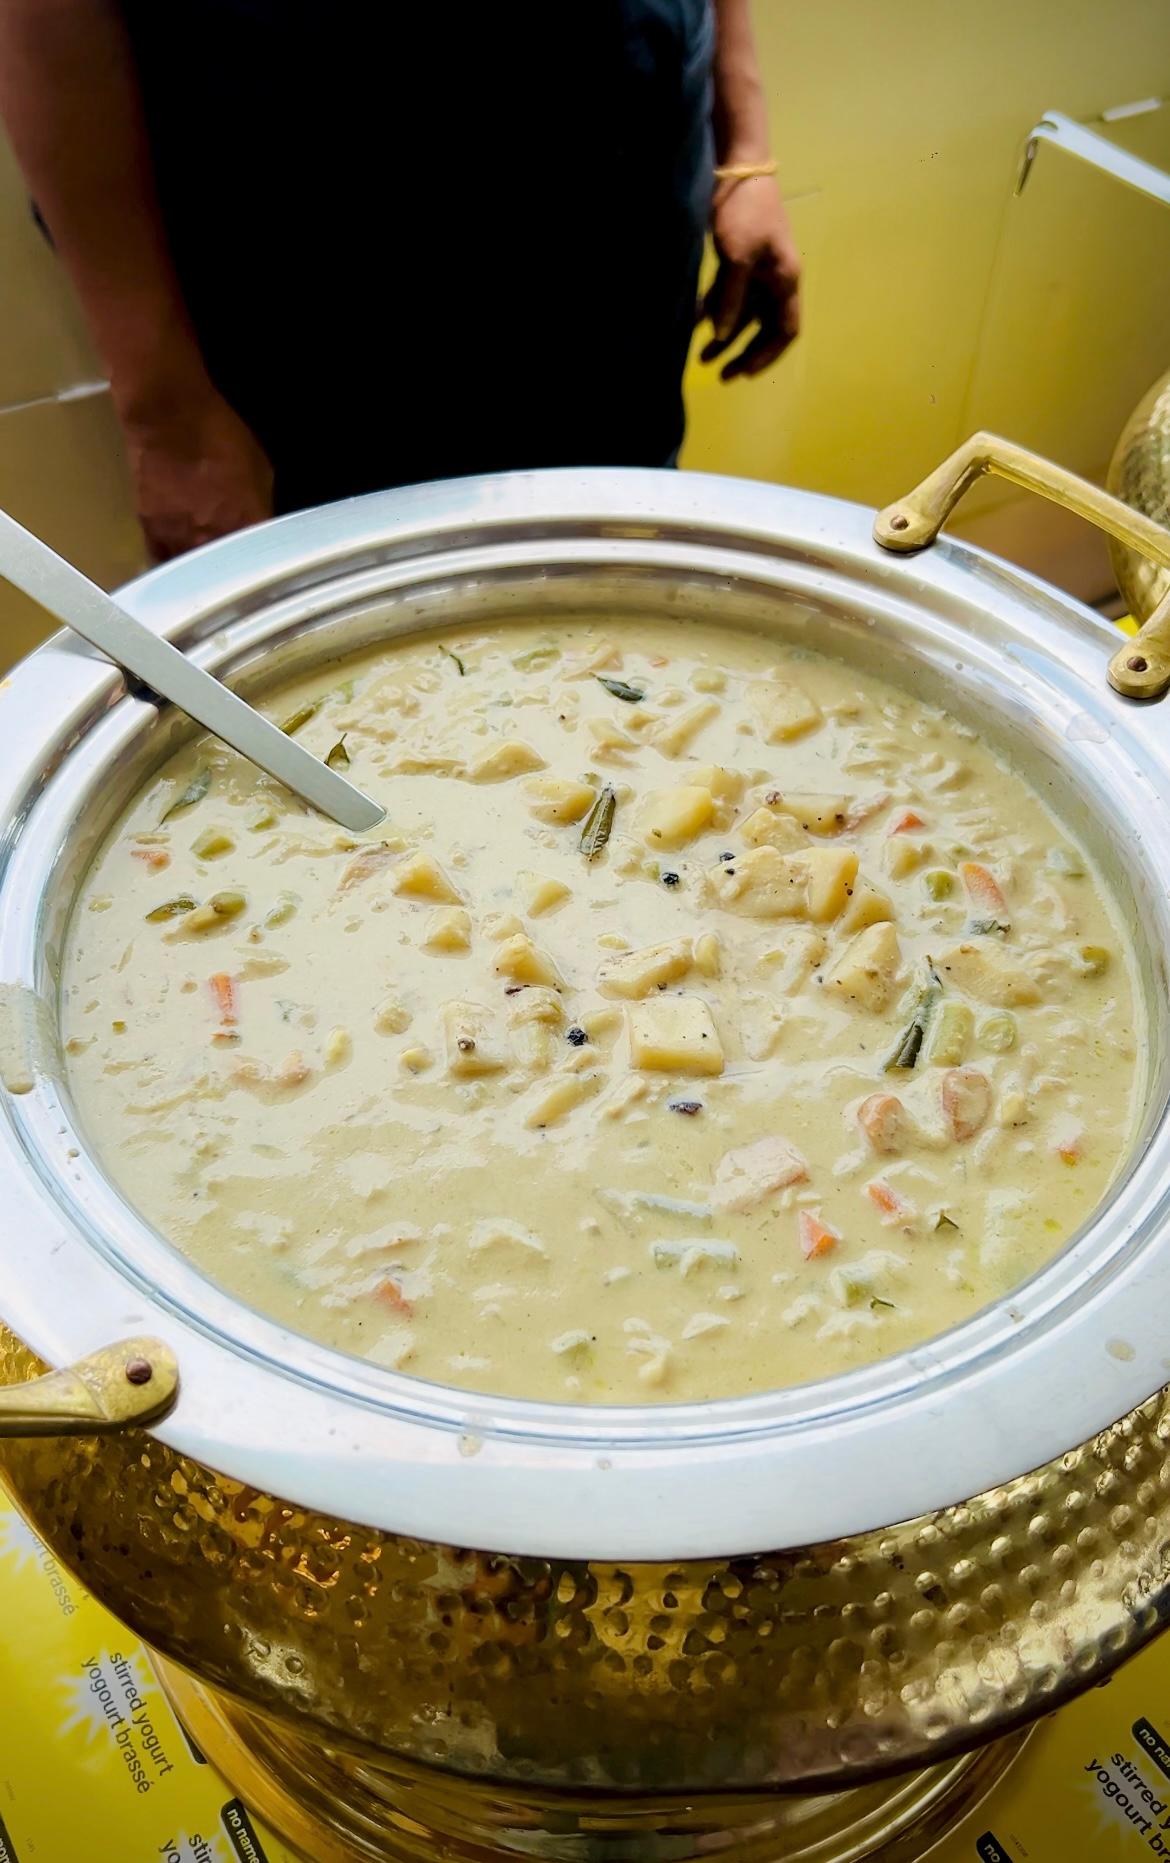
top-left (524, 1071), bottom-right (602, 1128)
top-left (507, 986), bottom-right (564, 1028)
top-left (394, 853), bottom-right (463, 904)
top-left (687, 763), bottom-right (745, 801)
top-left (703, 844), bottom-right (857, 922)
top-left (374, 998), bottom-right (411, 1034)
top-left (739, 805), bottom-right (809, 852)
top-left (824, 923), bottom-right (902, 1011)
top-left (747, 679), bottom-right (822, 743)
top-left (883, 837), bottom-right (927, 880)
top-left (702, 846), bottom-right (811, 919)
top-left (757, 926), bottom-right (826, 992)
top-left (769, 793), bottom-right (851, 835)
top-left (469, 739), bottom-right (546, 782)
top-left (508, 987), bottom-right (564, 1071)
top-left (711, 1136), bottom-right (808, 1213)
top-left (692, 932), bottom-right (722, 977)
top-left (482, 911), bottom-right (525, 941)
top-left (936, 942), bottom-right (1042, 1006)
top-left (598, 938), bottom-right (693, 999)
top-left (524, 777), bottom-right (597, 823)
top-left (493, 933), bottom-right (563, 988)
top-left (517, 871), bottom-right (571, 917)
top-left (648, 700), bottom-right (718, 757)
top-left (637, 785), bottom-right (715, 848)
top-left (423, 906), bottom-right (471, 952)
top-left (628, 995), bottom-right (724, 1075)
top-left (839, 876), bottom-right (894, 934)
top-left (805, 847), bottom-right (860, 921)
top-left (441, 1001), bottom-right (508, 1077)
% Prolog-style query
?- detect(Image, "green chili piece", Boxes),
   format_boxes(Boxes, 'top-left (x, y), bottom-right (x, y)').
top-left (884, 962), bottom-right (942, 1070)
top-left (281, 699), bottom-right (321, 736)
top-left (579, 783), bottom-right (617, 861)
top-left (160, 768), bottom-right (211, 823)
top-left (145, 895), bottom-right (197, 923)
top-left (596, 675), bottom-right (645, 703)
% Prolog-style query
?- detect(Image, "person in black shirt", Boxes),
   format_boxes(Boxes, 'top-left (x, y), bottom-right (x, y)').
top-left (0, 2), bottom-right (800, 559)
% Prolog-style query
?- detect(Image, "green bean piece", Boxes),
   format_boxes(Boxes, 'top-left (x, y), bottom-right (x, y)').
top-left (925, 1000), bottom-right (974, 1067)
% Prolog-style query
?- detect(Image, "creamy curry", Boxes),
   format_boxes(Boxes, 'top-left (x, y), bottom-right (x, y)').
top-left (60, 619), bottom-right (1140, 1403)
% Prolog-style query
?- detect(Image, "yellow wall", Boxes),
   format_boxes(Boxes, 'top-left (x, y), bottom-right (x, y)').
top-left (683, 0), bottom-right (1170, 596)
top-left (1, 2), bottom-right (1169, 667)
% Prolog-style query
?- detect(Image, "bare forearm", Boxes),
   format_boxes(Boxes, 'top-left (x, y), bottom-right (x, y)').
top-left (0, 0), bottom-right (209, 419)
top-left (711, 0), bottom-right (771, 164)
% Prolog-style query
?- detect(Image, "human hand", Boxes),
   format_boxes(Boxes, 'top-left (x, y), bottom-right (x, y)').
top-left (701, 176), bottom-right (801, 381)
top-left (119, 387), bottom-right (274, 562)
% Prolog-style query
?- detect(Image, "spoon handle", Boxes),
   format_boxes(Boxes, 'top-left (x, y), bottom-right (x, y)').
top-left (0, 510), bottom-right (384, 832)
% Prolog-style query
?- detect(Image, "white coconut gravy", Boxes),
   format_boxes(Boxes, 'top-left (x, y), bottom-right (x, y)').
top-left (60, 618), bottom-right (1140, 1402)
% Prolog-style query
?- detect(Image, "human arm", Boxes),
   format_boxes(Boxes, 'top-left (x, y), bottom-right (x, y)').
top-left (702, 0), bottom-right (801, 380)
top-left (0, 0), bottom-right (272, 558)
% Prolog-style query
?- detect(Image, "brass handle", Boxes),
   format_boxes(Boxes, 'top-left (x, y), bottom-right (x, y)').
top-left (0, 1336), bottom-right (178, 1437)
top-left (873, 430), bottom-right (1170, 699)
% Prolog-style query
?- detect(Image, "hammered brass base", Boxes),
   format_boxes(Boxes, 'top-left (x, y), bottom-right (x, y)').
top-left (157, 1660), bottom-right (1029, 1863)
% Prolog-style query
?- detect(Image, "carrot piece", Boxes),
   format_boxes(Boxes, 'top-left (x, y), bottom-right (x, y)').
top-left (374, 1277), bottom-right (413, 1317)
top-left (857, 1092), bottom-right (906, 1154)
top-left (798, 1209), bottom-right (840, 1260)
top-left (209, 972), bottom-right (238, 1025)
top-left (1057, 1137), bottom-right (1082, 1165)
top-left (940, 1066), bottom-right (991, 1142)
top-left (960, 862), bottom-right (1007, 918)
top-left (866, 1179), bottom-right (916, 1221)
top-left (131, 846), bottom-right (171, 870)
top-left (888, 809), bottom-right (925, 835)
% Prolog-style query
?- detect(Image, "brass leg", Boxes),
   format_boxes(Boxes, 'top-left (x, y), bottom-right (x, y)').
top-left (155, 1656), bottom-right (1031, 1863)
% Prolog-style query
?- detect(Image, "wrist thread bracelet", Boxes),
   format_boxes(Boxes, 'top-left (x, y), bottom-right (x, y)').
top-left (713, 159), bottom-right (778, 183)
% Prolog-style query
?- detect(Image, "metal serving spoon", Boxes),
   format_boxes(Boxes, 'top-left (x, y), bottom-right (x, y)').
top-left (0, 509), bottom-right (385, 832)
